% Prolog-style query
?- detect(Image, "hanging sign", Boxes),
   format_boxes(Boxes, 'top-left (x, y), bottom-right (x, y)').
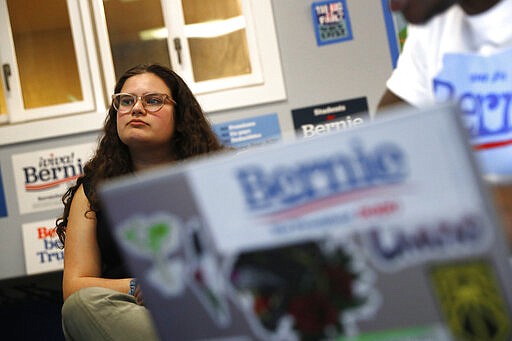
top-left (292, 97), bottom-right (369, 138)
top-left (22, 219), bottom-right (64, 275)
top-left (12, 142), bottom-right (95, 214)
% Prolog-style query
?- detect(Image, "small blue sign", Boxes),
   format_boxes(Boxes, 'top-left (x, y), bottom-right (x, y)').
top-left (0, 166), bottom-right (7, 218)
top-left (312, 0), bottom-right (353, 46)
top-left (213, 113), bottom-right (281, 149)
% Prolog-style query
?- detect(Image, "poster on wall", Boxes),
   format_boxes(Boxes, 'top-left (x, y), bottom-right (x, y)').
top-left (22, 219), bottom-right (64, 275)
top-left (292, 97), bottom-right (369, 138)
top-left (0, 166), bottom-right (7, 218)
top-left (311, 0), bottom-right (353, 46)
top-left (213, 113), bottom-right (281, 149)
top-left (12, 142), bottom-right (95, 214)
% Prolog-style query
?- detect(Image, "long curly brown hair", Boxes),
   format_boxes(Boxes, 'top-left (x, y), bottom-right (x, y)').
top-left (56, 64), bottom-right (224, 245)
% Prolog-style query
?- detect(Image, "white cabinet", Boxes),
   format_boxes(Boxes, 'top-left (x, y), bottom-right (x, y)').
top-left (93, 0), bottom-right (285, 112)
top-left (0, 0), bottom-right (100, 123)
top-left (0, 0), bottom-right (285, 144)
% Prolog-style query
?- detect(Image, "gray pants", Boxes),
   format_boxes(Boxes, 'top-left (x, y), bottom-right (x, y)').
top-left (62, 287), bottom-right (160, 341)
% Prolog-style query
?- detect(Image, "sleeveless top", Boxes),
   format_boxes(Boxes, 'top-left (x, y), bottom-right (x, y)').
top-left (82, 177), bottom-right (129, 278)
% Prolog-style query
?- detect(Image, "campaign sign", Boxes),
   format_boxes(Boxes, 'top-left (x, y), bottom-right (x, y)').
top-left (22, 219), bottom-right (64, 275)
top-left (188, 106), bottom-right (488, 256)
top-left (434, 49), bottom-right (512, 182)
top-left (0, 166), bottom-right (7, 218)
top-left (213, 113), bottom-right (281, 149)
top-left (292, 97), bottom-right (369, 138)
top-left (100, 104), bottom-right (512, 340)
top-left (312, 0), bottom-right (353, 46)
top-left (12, 142), bottom-right (95, 214)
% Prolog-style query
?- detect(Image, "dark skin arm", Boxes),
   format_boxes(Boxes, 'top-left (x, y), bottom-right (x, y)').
top-left (376, 89), bottom-right (412, 115)
top-left (134, 284), bottom-right (144, 306)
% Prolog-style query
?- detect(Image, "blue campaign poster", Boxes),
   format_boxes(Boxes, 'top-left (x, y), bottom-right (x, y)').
top-left (311, 0), bottom-right (353, 46)
top-left (213, 113), bottom-right (281, 149)
top-left (0, 166), bottom-right (7, 218)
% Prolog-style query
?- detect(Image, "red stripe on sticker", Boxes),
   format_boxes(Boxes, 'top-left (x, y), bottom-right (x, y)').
top-left (473, 139), bottom-right (512, 151)
top-left (25, 175), bottom-right (79, 191)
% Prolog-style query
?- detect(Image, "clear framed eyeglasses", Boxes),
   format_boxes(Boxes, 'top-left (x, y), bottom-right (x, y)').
top-left (112, 93), bottom-right (176, 114)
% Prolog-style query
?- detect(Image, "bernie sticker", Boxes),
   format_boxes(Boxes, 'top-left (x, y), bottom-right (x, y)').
top-left (429, 260), bottom-right (511, 341)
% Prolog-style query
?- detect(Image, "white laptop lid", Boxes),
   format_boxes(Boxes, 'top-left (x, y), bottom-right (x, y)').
top-left (100, 104), bottom-right (512, 341)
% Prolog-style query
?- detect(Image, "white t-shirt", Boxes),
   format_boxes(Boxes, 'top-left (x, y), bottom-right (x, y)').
top-left (387, 0), bottom-right (512, 181)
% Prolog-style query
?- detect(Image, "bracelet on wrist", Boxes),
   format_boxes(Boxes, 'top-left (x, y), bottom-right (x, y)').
top-left (128, 278), bottom-right (137, 296)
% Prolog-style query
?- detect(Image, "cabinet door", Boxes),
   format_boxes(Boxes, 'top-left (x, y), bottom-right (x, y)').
top-left (0, 0), bottom-right (95, 123)
top-left (175, 0), bottom-right (285, 112)
top-left (94, 0), bottom-right (285, 113)
top-left (93, 0), bottom-right (172, 95)
top-left (173, 0), bottom-right (263, 94)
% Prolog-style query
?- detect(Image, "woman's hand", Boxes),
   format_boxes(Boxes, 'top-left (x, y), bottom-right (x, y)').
top-left (134, 284), bottom-right (144, 306)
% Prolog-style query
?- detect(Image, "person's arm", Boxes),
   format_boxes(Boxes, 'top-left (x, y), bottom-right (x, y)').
top-left (62, 184), bottom-right (132, 300)
top-left (377, 23), bottom-right (433, 115)
top-left (377, 89), bottom-right (408, 111)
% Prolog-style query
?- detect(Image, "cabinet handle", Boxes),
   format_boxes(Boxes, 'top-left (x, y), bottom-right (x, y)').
top-left (2, 64), bottom-right (11, 91)
top-left (173, 38), bottom-right (182, 64)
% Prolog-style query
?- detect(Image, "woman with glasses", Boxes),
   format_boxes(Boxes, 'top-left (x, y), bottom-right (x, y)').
top-left (56, 64), bottom-right (225, 340)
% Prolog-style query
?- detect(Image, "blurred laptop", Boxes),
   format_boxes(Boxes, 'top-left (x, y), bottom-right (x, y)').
top-left (100, 104), bottom-right (512, 341)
